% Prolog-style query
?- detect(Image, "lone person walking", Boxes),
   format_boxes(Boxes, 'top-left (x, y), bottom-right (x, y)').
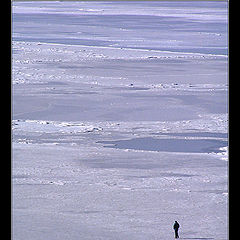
top-left (173, 221), bottom-right (180, 238)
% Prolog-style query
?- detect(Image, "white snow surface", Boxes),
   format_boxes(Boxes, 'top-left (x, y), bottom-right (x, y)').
top-left (12, 1), bottom-right (228, 240)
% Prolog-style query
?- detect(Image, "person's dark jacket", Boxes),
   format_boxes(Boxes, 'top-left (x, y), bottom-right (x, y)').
top-left (173, 221), bottom-right (180, 230)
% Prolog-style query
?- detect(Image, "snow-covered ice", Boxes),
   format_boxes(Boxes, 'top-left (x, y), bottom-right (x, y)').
top-left (12, 1), bottom-right (228, 240)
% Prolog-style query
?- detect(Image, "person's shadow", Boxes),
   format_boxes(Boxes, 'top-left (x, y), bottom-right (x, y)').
top-left (180, 238), bottom-right (214, 240)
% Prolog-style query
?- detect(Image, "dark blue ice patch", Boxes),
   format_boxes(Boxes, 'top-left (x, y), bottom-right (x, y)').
top-left (97, 137), bottom-right (227, 154)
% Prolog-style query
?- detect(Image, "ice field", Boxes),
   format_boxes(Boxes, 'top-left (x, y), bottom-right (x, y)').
top-left (12, 1), bottom-right (228, 240)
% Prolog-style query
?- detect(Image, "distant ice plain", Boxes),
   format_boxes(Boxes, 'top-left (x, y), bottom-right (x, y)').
top-left (12, 1), bottom-right (228, 240)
